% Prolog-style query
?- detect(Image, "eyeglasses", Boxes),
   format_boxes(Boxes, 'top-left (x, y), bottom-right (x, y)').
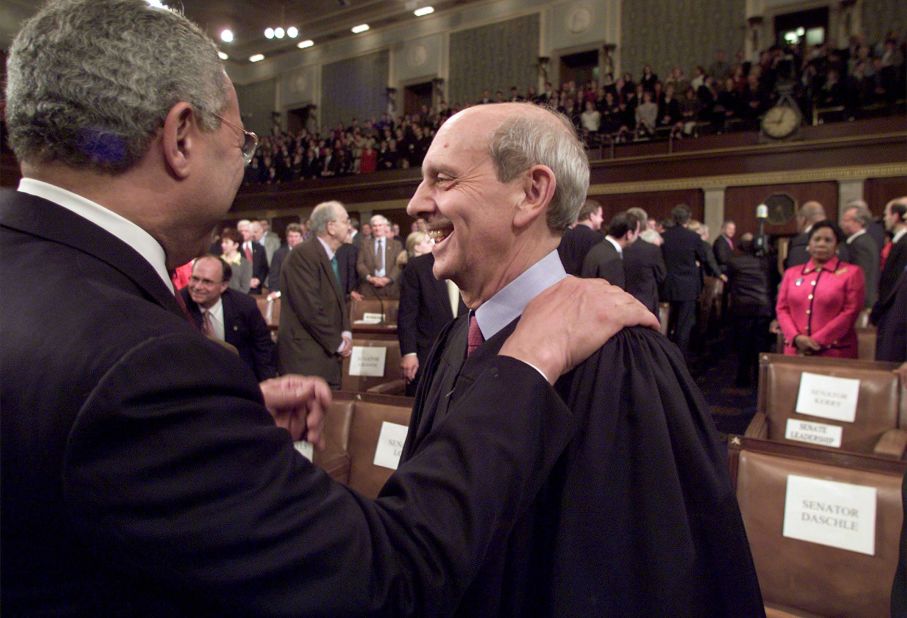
top-left (213, 113), bottom-right (258, 165)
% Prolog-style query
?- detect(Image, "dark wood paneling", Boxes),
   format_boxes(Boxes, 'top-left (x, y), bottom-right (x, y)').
top-left (865, 177), bottom-right (907, 216)
top-left (724, 182), bottom-right (838, 237)
top-left (590, 190), bottom-right (704, 224)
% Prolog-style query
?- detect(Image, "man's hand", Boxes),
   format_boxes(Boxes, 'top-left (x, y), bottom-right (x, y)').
top-left (401, 354), bottom-right (419, 381)
top-left (251, 277), bottom-right (261, 288)
top-left (499, 277), bottom-right (659, 384)
top-left (339, 334), bottom-right (353, 358)
top-left (260, 375), bottom-right (332, 448)
top-left (350, 291), bottom-right (364, 302)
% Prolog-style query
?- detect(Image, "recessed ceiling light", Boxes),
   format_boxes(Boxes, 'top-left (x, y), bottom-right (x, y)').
top-left (274, 27), bottom-right (285, 39)
top-left (220, 29), bottom-right (234, 43)
top-left (287, 26), bottom-right (299, 38)
top-left (351, 24), bottom-right (370, 34)
top-left (414, 6), bottom-right (434, 16)
top-left (249, 54), bottom-right (265, 63)
top-left (264, 27), bottom-right (274, 39)
top-left (217, 51), bottom-right (229, 60)
top-left (146, 0), bottom-right (168, 8)
top-left (297, 39), bottom-right (314, 49)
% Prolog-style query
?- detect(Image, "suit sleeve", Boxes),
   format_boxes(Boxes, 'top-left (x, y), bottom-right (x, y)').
top-left (811, 267), bottom-right (865, 347)
top-left (237, 259), bottom-right (252, 294)
top-left (64, 334), bottom-right (575, 615)
top-left (356, 242), bottom-right (372, 280)
top-left (388, 240), bottom-right (405, 284)
top-left (654, 248), bottom-right (667, 285)
top-left (266, 249), bottom-right (284, 292)
top-left (398, 261), bottom-right (420, 355)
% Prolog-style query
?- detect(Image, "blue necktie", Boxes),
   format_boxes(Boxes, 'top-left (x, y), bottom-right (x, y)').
top-left (331, 256), bottom-right (341, 285)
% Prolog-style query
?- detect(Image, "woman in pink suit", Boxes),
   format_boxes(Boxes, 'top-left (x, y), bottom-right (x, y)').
top-left (777, 220), bottom-right (865, 358)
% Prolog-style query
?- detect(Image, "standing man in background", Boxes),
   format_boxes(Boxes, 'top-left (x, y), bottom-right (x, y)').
top-left (557, 198), bottom-right (603, 276)
top-left (581, 210), bottom-right (638, 288)
top-left (357, 214), bottom-right (403, 299)
top-left (258, 218), bottom-right (281, 265)
top-left (623, 207), bottom-right (666, 315)
top-left (278, 201), bottom-right (352, 388)
top-left (239, 218), bottom-right (268, 293)
top-left (266, 222), bottom-right (303, 293)
top-left (785, 201), bottom-right (826, 268)
top-left (840, 201), bottom-right (880, 308)
top-left (713, 219), bottom-right (736, 274)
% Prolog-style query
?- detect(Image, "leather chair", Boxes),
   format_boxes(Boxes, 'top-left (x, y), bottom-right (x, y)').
top-left (746, 353), bottom-right (906, 458)
top-left (312, 395), bottom-right (356, 483)
top-left (857, 327), bottom-right (877, 361)
top-left (341, 338), bottom-right (405, 394)
top-left (346, 396), bottom-right (412, 499)
top-left (730, 437), bottom-right (907, 617)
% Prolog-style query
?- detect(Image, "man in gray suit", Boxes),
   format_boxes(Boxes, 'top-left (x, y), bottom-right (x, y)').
top-left (357, 214), bottom-right (404, 299)
top-left (840, 201), bottom-right (880, 308)
top-left (277, 201), bottom-right (352, 388)
top-left (257, 218), bottom-right (281, 265)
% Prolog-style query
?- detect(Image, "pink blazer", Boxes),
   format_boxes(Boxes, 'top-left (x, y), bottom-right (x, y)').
top-left (776, 257), bottom-right (865, 358)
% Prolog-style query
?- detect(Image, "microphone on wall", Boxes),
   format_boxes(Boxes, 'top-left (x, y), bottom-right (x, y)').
top-left (755, 203), bottom-right (768, 255)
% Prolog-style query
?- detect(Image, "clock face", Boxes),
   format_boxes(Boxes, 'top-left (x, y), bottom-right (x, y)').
top-left (761, 105), bottom-right (800, 138)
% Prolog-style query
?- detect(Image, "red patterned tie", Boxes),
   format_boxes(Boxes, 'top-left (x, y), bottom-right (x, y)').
top-left (881, 240), bottom-right (892, 271)
top-left (466, 314), bottom-right (484, 357)
top-left (244, 242), bottom-right (253, 262)
top-left (201, 310), bottom-right (215, 337)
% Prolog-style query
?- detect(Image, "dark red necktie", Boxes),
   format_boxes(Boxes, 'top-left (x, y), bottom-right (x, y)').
top-left (244, 243), bottom-right (253, 262)
top-left (466, 314), bottom-right (484, 357)
top-left (881, 240), bottom-right (892, 271)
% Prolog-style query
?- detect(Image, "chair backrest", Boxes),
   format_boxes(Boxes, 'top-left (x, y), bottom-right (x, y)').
top-left (254, 296), bottom-right (281, 329)
top-left (731, 438), bottom-right (906, 617)
top-left (856, 307), bottom-right (872, 329)
top-left (857, 327), bottom-right (877, 360)
top-left (757, 353), bottom-right (901, 453)
top-left (341, 338), bottom-right (403, 393)
top-left (350, 298), bottom-right (399, 325)
top-left (312, 396), bottom-right (356, 483)
top-left (346, 397), bottom-right (413, 499)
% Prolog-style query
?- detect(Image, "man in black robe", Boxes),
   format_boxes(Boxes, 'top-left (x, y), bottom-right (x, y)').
top-left (400, 102), bottom-right (764, 616)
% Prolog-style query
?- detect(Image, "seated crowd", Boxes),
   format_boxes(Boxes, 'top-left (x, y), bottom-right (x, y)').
top-left (243, 32), bottom-right (906, 186)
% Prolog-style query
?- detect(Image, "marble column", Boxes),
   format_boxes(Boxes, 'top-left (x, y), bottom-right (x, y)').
top-left (704, 187), bottom-right (726, 238)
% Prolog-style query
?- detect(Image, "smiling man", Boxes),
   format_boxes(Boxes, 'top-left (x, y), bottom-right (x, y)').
top-left (400, 102), bottom-right (763, 616)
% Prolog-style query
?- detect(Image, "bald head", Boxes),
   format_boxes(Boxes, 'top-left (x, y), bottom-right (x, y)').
top-left (799, 201), bottom-right (826, 228)
top-left (440, 103), bottom-right (589, 232)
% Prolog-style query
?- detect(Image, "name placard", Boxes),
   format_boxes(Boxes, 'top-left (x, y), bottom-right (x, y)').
top-left (354, 312), bottom-right (385, 325)
top-left (785, 418), bottom-right (843, 448)
top-left (349, 346), bottom-right (387, 377)
top-left (293, 440), bottom-right (314, 462)
top-left (795, 372), bottom-right (860, 423)
top-left (373, 422), bottom-right (409, 470)
top-left (783, 474), bottom-right (876, 555)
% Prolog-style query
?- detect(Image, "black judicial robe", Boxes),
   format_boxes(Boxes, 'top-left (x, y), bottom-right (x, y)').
top-left (399, 316), bottom-right (765, 617)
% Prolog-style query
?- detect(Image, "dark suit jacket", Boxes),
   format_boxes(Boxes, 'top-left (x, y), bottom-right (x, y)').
top-left (243, 241), bottom-right (268, 294)
top-left (336, 242), bottom-right (360, 298)
top-left (713, 234), bottom-right (734, 273)
top-left (357, 236), bottom-right (404, 298)
top-left (267, 244), bottom-right (289, 292)
top-left (398, 253), bottom-right (465, 364)
top-left (580, 238), bottom-right (625, 288)
top-left (277, 237), bottom-right (349, 387)
top-left (557, 224), bottom-right (602, 276)
top-left (726, 253), bottom-right (773, 317)
top-left (180, 287), bottom-right (276, 380)
top-left (876, 267), bottom-right (907, 362)
top-left (846, 231), bottom-right (880, 307)
top-left (661, 225), bottom-right (711, 301)
top-left (0, 188), bottom-right (575, 615)
top-left (623, 239), bottom-right (667, 314)
top-left (401, 316), bottom-right (764, 616)
top-left (785, 231), bottom-right (810, 269)
top-left (879, 234), bottom-right (907, 309)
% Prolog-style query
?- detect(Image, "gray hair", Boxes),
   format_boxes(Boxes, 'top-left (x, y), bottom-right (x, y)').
top-left (370, 214), bottom-right (389, 227)
top-left (626, 207), bottom-right (648, 231)
top-left (843, 202), bottom-right (873, 227)
top-left (310, 201), bottom-right (345, 235)
top-left (489, 106), bottom-right (589, 232)
top-left (5, 0), bottom-right (227, 173)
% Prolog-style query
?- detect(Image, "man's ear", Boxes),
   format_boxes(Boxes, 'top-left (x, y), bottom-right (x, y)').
top-left (161, 102), bottom-right (197, 180)
top-left (514, 164), bottom-right (556, 229)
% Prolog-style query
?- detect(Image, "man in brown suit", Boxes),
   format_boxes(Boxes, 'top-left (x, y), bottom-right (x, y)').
top-left (277, 200), bottom-right (352, 388)
top-left (357, 214), bottom-right (404, 298)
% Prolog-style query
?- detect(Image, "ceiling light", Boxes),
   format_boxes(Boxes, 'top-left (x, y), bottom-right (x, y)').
top-left (351, 24), bottom-right (370, 34)
top-left (297, 39), bottom-right (314, 49)
top-left (287, 26), bottom-right (299, 38)
top-left (414, 6), bottom-right (434, 16)
top-left (220, 29), bottom-right (234, 43)
top-left (274, 27), bottom-right (285, 39)
top-left (217, 51), bottom-right (229, 60)
top-left (146, 0), bottom-right (168, 8)
top-left (249, 54), bottom-right (265, 63)
top-left (264, 27), bottom-right (275, 39)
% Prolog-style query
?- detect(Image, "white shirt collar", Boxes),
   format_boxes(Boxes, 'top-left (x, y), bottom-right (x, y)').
top-left (894, 228), bottom-right (907, 245)
top-left (474, 250), bottom-right (566, 340)
top-left (605, 236), bottom-right (623, 255)
top-left (316, 236), bottom-right (336, 260)
top-left (846, 228), bottom-right (866, 244)
top-left (17, 177), bottom-right (173, 293)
